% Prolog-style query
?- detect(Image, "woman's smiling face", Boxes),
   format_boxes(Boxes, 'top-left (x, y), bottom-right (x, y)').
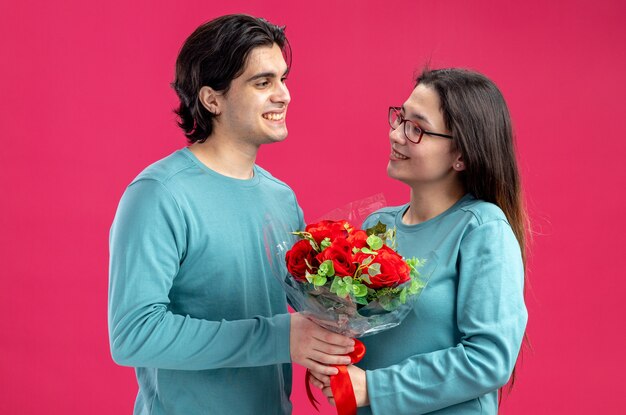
top-left (387, 83), bottom-right (461, 187)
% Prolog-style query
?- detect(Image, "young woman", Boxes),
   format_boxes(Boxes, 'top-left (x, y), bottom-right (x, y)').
top-left (309, 68), bottom-right (528, 414)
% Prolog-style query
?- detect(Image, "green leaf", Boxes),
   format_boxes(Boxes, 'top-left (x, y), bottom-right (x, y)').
top-left (337, 286), bottom-right (350, 298)
top-left (291, 231), bottom-right (310, 239)
top-left (399, 287), bottom-right (407, 304)
top-left (360, 256), bottom-right (374, 266)
top-left (330, 276), bottom-right (342, 293)
top-left (305, 271), bottom-right (315, 284)
top-left (385, 228), bottom-right (397, 249)
top-left (353, 283), bottom-right (368, 297)
top-left (355, 296), bottom-right (368, 305)
top-left (320, 238), bottom-right (331, 251)
top-left (292, 231), bottom-right (320, 251)
top-left (408, 278), bottom-right (425, 294)
top-left (313, 275), bottom-right (327, 287)
top-left (378, 295), bottom-right (393, 311)
top-left (360, 247), bottom-right (376, 255)
top-left (368, 263), bottom-right (381, 276)
top-left (366, 221), bottom-right (387, 236)
top-left (406, 257), bottom-right (426, 278)
top-left (367, 235), bottom-right (383, 251)
top-left (318, 260), bottom-right (335, 277)
top-left (359, 274), bottom-right (372, 285)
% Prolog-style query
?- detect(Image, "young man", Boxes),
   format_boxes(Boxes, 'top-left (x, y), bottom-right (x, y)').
top-left (108, 15), bottom-right (354, 415)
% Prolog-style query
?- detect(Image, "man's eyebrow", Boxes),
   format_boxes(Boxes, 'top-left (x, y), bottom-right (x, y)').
top-left (246, 72), bottom-right (277, 82)
top-left (401, 105), bottom-right (432, 127)
top-left (246, 68), bottom-right (290, 82)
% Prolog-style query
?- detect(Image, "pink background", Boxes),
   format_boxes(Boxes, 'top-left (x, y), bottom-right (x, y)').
top-left (1, 0), bottom-right (625, 413)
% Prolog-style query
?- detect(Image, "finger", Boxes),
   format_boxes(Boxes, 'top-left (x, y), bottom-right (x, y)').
top-left (308, 377), bottom-right (324, 389)
top-left (308, 371), bottom-right (322, 383)
top-left (313, 342), bottom-right (355, 356)
top-left (308, 372), bottom-right (331, 387)
top-left (310, 350), bottom-right (352, 366)
top-left (316, 374), bottom-right (331, 386)
top-left (308, 316), bottom-right (345, 332)
top-left (322, 386), bottom-right (333, 399)
top-left (311, 326), bottom-right (355, 348)
top-left (303, 360), bottom-right (339, 376)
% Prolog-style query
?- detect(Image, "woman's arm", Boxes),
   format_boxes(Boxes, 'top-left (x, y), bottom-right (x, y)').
top-left (365, 219), bottom-right (527, 414)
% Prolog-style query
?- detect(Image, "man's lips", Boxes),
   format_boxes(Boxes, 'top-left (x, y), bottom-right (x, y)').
top-left (262, 111), bottom-right (286, 121)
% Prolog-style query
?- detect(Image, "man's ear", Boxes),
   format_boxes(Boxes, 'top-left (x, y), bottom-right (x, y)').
top-left (198, 86), bottom-right (221, 115)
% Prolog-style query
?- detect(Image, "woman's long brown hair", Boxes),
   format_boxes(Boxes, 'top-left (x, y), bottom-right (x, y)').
top-left (417, 68), bottom-right (529, 400)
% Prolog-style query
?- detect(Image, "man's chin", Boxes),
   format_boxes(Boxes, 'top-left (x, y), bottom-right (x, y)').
top-left (266, 131), bottom-right (288, 143)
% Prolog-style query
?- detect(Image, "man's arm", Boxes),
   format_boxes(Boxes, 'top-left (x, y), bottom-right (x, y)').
top-left (108, 179), bottom-right (352, 372)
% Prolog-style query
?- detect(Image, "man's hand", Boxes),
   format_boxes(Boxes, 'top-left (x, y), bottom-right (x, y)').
top-left (309, 364), bottom-right (369, 407)
top-left (290, 313), bottom-right (354, 375)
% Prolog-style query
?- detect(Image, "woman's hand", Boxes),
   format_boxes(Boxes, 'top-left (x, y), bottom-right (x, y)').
top-left (309, 365), bottom-right (369, 407)
top-left (308, 368), bottom-right (331, 390)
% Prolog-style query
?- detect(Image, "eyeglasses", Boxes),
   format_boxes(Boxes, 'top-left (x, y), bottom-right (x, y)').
top-left (388, 106), bottom-right (454, 144)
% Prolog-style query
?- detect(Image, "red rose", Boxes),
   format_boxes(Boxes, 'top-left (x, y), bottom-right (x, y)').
top-left (315, 237), bottom-right (357, 277)
top-left (305, 220), bottom-right (354, 244)
top-left (285, 239), bottom-right (317, 282)
top-left (347, 230), bottom-right (368, 249)
top-left (355, 245), bottom-right (410, 289)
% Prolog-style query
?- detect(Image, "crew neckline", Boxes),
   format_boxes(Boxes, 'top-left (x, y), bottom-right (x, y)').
top-left (181, 147), bottom-right (261, 188)
top-left (395, 193), bottom-right (474, 232)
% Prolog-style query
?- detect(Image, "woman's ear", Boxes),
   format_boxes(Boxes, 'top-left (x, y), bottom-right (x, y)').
top-left (198, 86), bottom-right (221, 115)
top-left (453, 154), bottom-right (466, 171)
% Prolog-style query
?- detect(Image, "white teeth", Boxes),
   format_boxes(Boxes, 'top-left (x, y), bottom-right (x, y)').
top-left (393, 150), bottom-right (408, 160)
top-left (263, 112), bottom-right (285, 121)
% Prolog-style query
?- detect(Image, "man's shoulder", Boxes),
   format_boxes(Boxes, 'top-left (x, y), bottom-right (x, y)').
top-left (131, 148), bottom-right (195, 185)
top-left (255, 165), bottom-right (297, 195)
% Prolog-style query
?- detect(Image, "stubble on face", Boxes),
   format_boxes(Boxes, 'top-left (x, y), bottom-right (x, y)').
top-left (216, 44), bottom-right (291, 148)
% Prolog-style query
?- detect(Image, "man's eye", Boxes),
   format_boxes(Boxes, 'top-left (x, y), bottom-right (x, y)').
top-left (257, 81), bottom-right (270, 88)
top-left (281, 77), bottom-right (288, 84)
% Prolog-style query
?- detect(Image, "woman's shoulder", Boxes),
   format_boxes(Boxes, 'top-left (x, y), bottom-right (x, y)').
top-left (362, 204), bottom-right (408, 227)
top-left (374, 204), bottom-right (408, 215)
top-left (459, 196), bottom-right (509, 226)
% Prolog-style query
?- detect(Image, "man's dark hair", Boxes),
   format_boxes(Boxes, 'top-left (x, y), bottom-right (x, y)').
top-left (172, 14), bottom-right (291, 143)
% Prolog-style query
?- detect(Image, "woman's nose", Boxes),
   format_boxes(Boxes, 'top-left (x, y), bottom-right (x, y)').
top-left (389, 124), bottom-right (407, 145)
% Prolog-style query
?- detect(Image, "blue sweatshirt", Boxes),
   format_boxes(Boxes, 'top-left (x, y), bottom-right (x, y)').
top-left (359, 194), bottom-right (527, 414)
top-left (108, 148), bottom-right (304, 415)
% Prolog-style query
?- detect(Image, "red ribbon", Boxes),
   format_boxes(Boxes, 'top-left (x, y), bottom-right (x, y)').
top-left (305, 339), bottom-right (366, 415)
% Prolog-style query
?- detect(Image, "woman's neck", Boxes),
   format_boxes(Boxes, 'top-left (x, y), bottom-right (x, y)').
top-left (404, 182), bottom-right (466, 225)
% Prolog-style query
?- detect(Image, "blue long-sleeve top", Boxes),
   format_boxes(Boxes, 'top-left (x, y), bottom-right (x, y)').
top-left (108, 148), bottom-right (304, 415)
top-left (359, 194), bottom-right (527, 414)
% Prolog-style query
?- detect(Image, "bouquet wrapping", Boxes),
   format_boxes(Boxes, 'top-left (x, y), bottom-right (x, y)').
top-left (265, 201), bottom-right (436, 415)
top-left (278, 219), bottom-right (431, 337)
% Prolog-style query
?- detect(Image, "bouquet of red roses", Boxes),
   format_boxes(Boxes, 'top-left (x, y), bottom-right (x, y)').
top-left (266, 216), bottom-right (433, 415)
top-left (276, 219), bottom-right (429, 337)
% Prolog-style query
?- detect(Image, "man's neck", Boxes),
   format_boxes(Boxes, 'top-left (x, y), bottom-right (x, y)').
top-left (189, 134), bottom-right (258, 180)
